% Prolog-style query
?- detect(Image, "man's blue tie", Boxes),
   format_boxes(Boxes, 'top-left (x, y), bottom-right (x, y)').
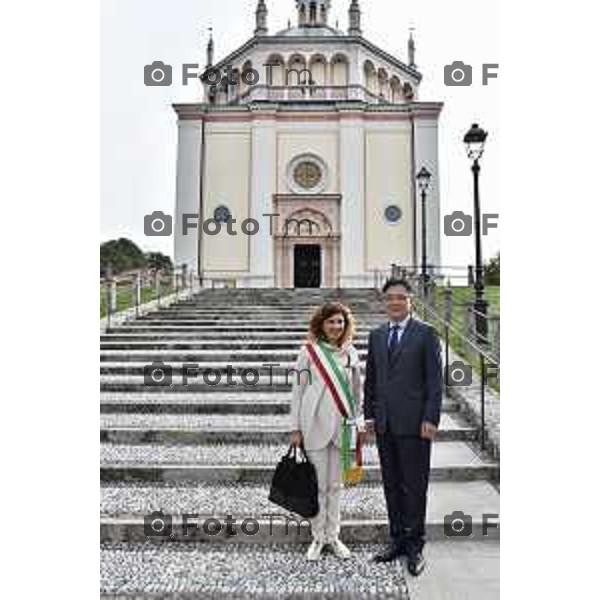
top-left (388, 324), bottom-right (401, 356)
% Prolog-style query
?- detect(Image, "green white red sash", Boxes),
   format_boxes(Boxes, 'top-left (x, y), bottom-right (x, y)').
top-left (305, 340), bottom-right (363, 483)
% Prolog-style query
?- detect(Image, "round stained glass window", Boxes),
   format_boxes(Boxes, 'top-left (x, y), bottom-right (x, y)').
top-left (293, 161), bottom-right (323, 190)
top-left (385, 205), bottom-right (403, 223)
top-left (214, 205), bottom-right (231, 223)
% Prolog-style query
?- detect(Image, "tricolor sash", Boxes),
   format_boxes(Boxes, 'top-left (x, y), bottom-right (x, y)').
top-left (305, 339), bottom-right (364, 484)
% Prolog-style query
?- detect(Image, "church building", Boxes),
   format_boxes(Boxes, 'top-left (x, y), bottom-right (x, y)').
top-left (173, 0), bottom-right (443, 288)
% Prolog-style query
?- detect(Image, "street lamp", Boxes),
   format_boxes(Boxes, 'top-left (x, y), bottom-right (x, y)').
top-left (464, 123), bottom-right (488, 343)
top-left (416, 166), bottom-right (432, 297)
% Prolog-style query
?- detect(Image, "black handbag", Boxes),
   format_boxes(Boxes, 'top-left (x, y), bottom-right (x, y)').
top-left (268, 444), bottom-right (319, 518)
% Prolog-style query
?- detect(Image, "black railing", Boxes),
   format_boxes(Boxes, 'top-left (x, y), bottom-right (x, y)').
top-left (414, 292), bottom-right (499, 452)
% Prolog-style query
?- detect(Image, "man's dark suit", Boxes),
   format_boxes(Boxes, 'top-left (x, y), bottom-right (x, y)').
top-left (363, 316), bottom-right (443, 556)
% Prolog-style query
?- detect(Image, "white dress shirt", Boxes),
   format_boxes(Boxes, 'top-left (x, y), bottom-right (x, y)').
top-left (387, 314), bottom-right (411, 348)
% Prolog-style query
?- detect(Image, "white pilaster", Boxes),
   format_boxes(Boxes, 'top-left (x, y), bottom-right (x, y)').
top-left (174, 119), bottom-right (202, 273)
top-left (339, 115), bottom-right (366, 287)
top-left (249, 110), bottom-right (277, 286)
top-left (413, 117), bottom-right (442, 274)
top-left (348, 46), bottom-right (360, 86)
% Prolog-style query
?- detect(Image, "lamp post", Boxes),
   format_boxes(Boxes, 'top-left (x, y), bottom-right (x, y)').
top-left (416, 166), bottom-right (432, 299)
top-left (464, 123), bottom-right (488, 344)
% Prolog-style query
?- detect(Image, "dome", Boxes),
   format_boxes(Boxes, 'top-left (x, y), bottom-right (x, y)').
top-left (275, 24), bottom-right (345, 37)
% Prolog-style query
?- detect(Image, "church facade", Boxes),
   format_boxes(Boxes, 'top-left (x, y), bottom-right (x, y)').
top-left (173, 0), bottom-right (443, 288)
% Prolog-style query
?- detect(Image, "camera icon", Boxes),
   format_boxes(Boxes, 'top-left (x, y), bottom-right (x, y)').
top-left (445, 361), bottom-right (472, 387)
top-left (144, 61), bottom-right (172, 86)
top-left (444, 61), bottom-right (472, 86)
top-left (144, 361), bottom-right (173, 387)
top-left (444, 511), bottom-right (473, 537)
top-left (444, 211), bottom-right (472, 236)
top-left (144, 510), bottom-right (173, 538)
top-left (144, 211), bottom-right (173, 237)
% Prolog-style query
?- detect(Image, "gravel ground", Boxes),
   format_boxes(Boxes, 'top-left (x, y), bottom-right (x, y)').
top-left (100, 391), bottom-right (293, 403)
top-left (100, 413), bottom-right (458, 430)
top-left (100, 481), bottom-right (388, 518)
top-left (100, 441), bottom-right (483, 467)
top-left (100, 541), bottom-right (409, 598)
top-left (100, 442), bottom-right (381, 465)
top-left (101, 414), bottom-right (292, 429)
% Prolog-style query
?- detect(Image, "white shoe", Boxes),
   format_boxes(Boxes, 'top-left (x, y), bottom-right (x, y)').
top-left (306, 540), bottom-right (325, 561)
top-left (330, 538), bottom-right (352, 560)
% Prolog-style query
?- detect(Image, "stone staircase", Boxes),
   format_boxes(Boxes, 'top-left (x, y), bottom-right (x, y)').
top-left (100, 288), bottom-right (500, 599)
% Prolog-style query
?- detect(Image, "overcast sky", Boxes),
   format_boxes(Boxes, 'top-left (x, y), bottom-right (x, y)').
top-left (101, 0), bottom-right (500, 269)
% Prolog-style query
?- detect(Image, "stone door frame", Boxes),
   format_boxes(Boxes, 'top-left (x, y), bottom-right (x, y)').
top-left (272, 194), bottom-right (341, 288)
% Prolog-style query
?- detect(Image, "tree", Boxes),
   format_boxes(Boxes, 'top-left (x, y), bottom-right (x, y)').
top-left (146, 252), bottom-right (173, 272)
top-left (484, 253), bottom-right (500, 286)
top-left (100, 238), bottom-right (146, 277)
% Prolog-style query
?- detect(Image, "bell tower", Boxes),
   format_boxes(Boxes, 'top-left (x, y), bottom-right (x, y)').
top-left (296, 0), bottom-right (331, 26)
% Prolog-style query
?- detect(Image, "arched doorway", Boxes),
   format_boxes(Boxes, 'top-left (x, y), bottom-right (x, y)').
top-left (272, 195), bottom-right (341, 288)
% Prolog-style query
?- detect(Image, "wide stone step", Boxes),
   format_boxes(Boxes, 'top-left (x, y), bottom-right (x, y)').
top-left (100, 480), bottom-right (500, 543)
top-left (100, 361), bottom-right (368, 376)
top-left (100, 327), bottom-right (369, 344)
top-left (99, 392), bottom-right (461, 415)
top-left (133, 316), bottom-right (384, 324)
top-left (132, 317), bottom-right (383, 326)
top-left (173, 297), bottom-right (382, 306)
top-left (111, 325), bottom-right (377, 334)
top-left (178, 290), bottom-right (381, 296)
top-left (136, 312), bottom-right (385, 322)
top-left (100, 340), bottom-right (370, 351)
top-left (99, 374), bottom-right (324, 393)
top-left (160, 309), bottom-right (382, 314)
top-left (170, 301), bottom-right (383, 308)
top-left (100, 349), bottom-right (370, 363)
top-left (124, 318), bottom-right (381, 326)
top-left (100, 440), bottom-right (498, 483)
top-left (100, 541), bottom-right (410, 599)
top-left (99, 391), bottom-right (294, 415)
top-left (100, 413), bottom-right (477, 444)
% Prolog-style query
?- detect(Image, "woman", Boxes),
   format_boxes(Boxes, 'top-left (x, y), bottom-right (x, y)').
top-left (289, 302), bottom-right (364, 561)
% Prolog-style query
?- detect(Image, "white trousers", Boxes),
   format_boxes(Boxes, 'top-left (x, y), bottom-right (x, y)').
top-left (305, 441), bottom-right (342, 543)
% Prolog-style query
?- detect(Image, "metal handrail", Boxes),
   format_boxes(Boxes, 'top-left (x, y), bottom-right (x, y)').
top-left (412, 293), bottom-right (499, 453)
top-left (101, 265), bottom-right (199, 327)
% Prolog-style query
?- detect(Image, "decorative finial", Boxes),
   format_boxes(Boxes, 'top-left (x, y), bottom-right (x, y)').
top-left (254, 0), bottom-right (268, 36)
top-left (408, 26), bottom-right (416, 68)
top-left (206, 27), bottom-right (214, 68)
top-left (348, 0), bottom-right (361, 36)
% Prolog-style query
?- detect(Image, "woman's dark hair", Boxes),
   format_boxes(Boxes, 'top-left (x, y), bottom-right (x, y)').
top-left (382, 278), bottom-right (413, 294)
top-left (307, 302), bottom-right (356, 347)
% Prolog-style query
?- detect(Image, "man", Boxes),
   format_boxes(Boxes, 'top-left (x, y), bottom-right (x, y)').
top-left (363, 278), bottom-right (442, 576)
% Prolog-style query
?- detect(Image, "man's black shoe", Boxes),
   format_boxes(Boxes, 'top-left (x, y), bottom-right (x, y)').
top-left (373, 544), bottom-right (405, 563)
top-left (407, 553), bottom-right (425, 576)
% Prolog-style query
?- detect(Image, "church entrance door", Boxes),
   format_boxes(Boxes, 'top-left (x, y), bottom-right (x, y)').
top-left (294, 245), bottom-right (321, 288)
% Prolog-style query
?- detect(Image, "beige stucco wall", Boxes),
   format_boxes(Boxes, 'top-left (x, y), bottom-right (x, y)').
top-left (365, 127), bottom-right (413, 270)
top-left (276, 130), bottom-right (339, 194)
top-left (202, 130), bottom-right (251, 272)
top-left (199, 120), bottom-right (417, 277)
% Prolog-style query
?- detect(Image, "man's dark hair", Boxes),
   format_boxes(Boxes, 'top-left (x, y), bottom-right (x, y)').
top-left (382, 278), bottom-right (413, 294)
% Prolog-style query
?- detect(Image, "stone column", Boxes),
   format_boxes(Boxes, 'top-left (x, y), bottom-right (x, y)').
top-left (249, 107), bottom-right (277, 286)
top-left (174, 119), bottom-right (203, 274)
top-left (339, 111), bottom-right (366, 287)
